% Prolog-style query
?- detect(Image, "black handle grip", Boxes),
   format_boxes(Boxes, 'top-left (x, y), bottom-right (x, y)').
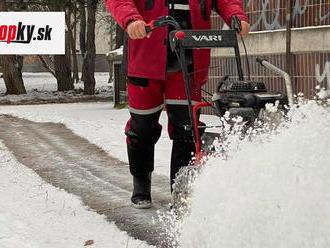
top-left (145, 20), bottom-right (155, 34)
top-left (231, 16), bottom-right (242, 33)
top-left (145, 25), bottom-right (152, 34)
top-left (145, 16), bottom-right (181, 34)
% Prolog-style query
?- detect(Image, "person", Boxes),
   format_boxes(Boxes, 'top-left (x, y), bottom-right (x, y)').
top-left (105, 0), bottom-right (249, 209)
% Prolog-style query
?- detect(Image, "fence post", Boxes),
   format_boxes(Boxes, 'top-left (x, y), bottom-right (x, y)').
top-left (286, 0), bottom-right (293, 76)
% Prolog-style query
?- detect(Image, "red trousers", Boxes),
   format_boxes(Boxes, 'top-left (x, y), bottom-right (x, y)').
top-left (127, 72), bottom-right (202, 117)
top-left (125, 72), bottom-right (202, 185)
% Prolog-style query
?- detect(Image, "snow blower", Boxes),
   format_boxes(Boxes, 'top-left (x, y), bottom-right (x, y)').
top-left (146, 15), bottom-right (293, 161)
top-left (146, 16), bottom-right (294, 211)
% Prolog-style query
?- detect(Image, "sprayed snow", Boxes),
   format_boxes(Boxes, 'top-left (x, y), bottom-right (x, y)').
top-left (177, 101), bottom-right (330, 247)
top-left (317, 88), bottom-right (330, 99)
top-left (0, 141), bottom-right (152, 248)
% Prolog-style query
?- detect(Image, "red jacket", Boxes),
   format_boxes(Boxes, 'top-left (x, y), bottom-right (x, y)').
top-left (105, 0), bottom-right (248, 84)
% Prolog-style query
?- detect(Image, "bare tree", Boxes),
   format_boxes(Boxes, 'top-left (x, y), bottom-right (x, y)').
top-left (82, 0), bottom-right (98, 95)
top-left (0, 55), bottom-right (26, 95)
top-left (36, 0), bottom-right (75, 91)
top-left (71, 5), bottom-right (80, 83)
top-left (38, 55), bottom-right (56, 77)
top-left (32, 0), bottom-right (113, 94)
top-left (95, 3), bottom-right (118, 83)
top-left (79, 0), bottom-right (87, 82)
top-left (0, 1), bottom-right (26, 95)
top-left (96, 3), bottom-right (117, 50)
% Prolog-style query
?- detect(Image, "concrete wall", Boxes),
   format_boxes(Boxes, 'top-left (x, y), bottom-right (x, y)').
top-left (214, 26), bottom-right (330, 57)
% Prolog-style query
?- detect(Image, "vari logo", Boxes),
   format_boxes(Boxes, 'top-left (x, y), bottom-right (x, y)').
top-left (0, 12), bottom-right (65, 54)
top-left (192, 35), bottom-right (223, 42)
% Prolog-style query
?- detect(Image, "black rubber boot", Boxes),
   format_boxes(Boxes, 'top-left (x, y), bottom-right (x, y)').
top-left (127, 144), bottom-right (153, 209)
top-left (131, 173), bottom-right (152, 209)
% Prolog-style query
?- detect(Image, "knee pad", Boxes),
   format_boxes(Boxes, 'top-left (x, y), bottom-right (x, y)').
top-left (125, 112), bottom-right (162, 147)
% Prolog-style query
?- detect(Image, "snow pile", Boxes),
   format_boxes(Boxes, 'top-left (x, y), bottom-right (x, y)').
top-left (0, 141), bottom-right (151, 248)
top-left (178, 100), bottom-right (330, 247)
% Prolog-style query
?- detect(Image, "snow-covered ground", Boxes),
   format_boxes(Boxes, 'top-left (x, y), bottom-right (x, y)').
top-left (0, 73), bottom-right (112, 104)
top-left (0, 72), bottom-right (111, 92)
top-left (0, 101), bottom-right (219, 248)
top-left (0, 141), bottom-right (151, 248)
top-left (0, 102), bottom-right (219, 177)
top-left (2, 96), bottom-right (329, 247)
top-left (0, 102), bottom-right (169, 248)
top-left (0, 102), bottom-right (168, 176)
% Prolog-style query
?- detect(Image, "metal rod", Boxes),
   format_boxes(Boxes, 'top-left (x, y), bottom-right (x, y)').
top-left (257, 58), bottom-right (294, 107)
top-left (176, 41), bottom-right (196, 143)
top-left (286, 0), bottom-right (293, 75)
top-left (235, 46), bottom-right (244, 80)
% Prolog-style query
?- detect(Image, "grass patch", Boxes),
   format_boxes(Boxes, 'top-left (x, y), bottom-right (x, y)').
top-left (114, 103), bottom-right (128, 109)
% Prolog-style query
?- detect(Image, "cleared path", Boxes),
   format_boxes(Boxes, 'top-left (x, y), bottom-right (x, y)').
top-left (0, 115), bottom-right (172, 247)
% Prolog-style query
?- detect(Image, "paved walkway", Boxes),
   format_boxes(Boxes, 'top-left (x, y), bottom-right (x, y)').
top-left (0, 115), bottom-right (172, 247)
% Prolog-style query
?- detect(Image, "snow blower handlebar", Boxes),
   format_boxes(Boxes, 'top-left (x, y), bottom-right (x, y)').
top-left (145, 16), bottom-right (180, 33)
top-left (256, 58), bottom-right (294, 107)
top-left (146, 15), bottom-right (242, 33)
top-left (144, 16), bottom-right (246, 162)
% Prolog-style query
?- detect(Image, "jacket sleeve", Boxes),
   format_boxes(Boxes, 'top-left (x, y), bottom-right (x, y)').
top-left (214, 0), bottom-right (249, 26)
top-left (104, 0), bottom-right (143, 30)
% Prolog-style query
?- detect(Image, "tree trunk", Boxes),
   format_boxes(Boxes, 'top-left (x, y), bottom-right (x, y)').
top-left (72, 5), bottom-right (79, 83)
top-left (79, 0), bottom-right (87, 82)
top-left (38, 55), bottom-right (56, 77)
top-left (0, 56), bottom-right (26, 95)
top-left (83, 0), bottom-right (97, 95)
top-left (54, 26), bottom-right (74, 91)
top-left (0, 2), bottom-right (26, 95)
top-left (54, 54), bottom-right (74, 91)
top-left (49, 2), bottom-right (74, 91)
top-left (65, 8), bottom-right (72, 71)
top-left (67, 6), bottom-right (79, 83)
